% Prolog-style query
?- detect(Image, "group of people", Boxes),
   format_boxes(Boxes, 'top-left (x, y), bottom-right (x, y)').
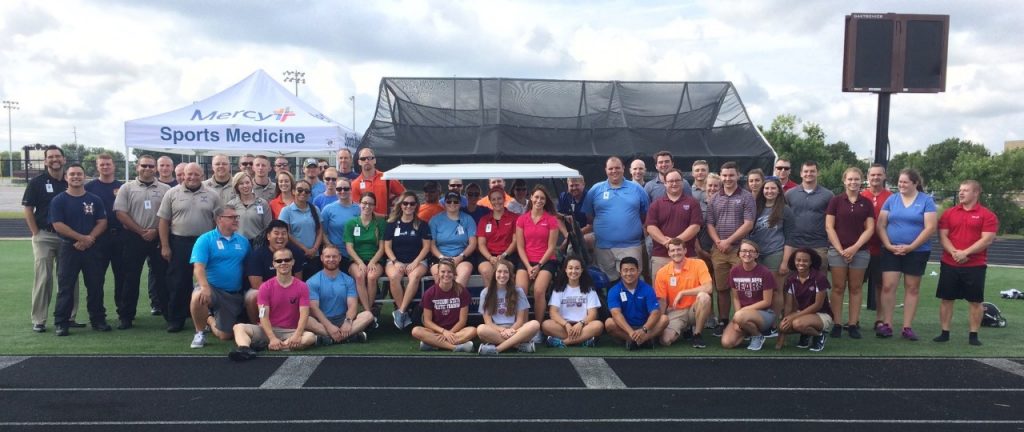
top-left (24, 144), bottom-right (998, 357)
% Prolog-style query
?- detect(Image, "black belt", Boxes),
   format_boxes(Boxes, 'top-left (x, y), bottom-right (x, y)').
top-left (40, 226), bottom-right (56, 233)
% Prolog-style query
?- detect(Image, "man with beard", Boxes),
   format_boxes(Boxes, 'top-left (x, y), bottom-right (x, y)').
top-left (158, 163), bottom-right (222, 332)
top-left (350, 148), bottom-right (404, 216)
top-left (305, 245), bottom-right (373, 344)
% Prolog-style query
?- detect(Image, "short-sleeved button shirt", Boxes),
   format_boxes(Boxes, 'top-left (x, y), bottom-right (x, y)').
top-left (203, 178), bottom-right (235, 204)
top-left (227, 197), bottom-right (272, 241)
top-left (351, 171), bottom-right (405, 216)
top-left (157, 185), bottom-right (221, 237)
top-left (785, 270), bottom-right (832, 318)
top-left (582, 180), bottom-right (650, 249)
top-left (114, 179), bottom-right (170, 231)
top-left (939, 204), bottom-right (998, 267)
top-left (708, 187), bottom-right (756, 243)
top-left (477, 211), bottom-right (519, 255)
top-left (321, 201), bottom-right (360, 256)
top-left (516, 212), bottom-right (558, 263)
top-left (645, 194), bottom-right (703, 257)
top-left (825, 194), bottom-right (874, 250)
top-left (22, 172), bottom-right (67, 230)
top-left (785, 185), bottom-right (834, 248)
top-left (279, 203), bottom-right (319, 249)
top-left (189, 228), bottom-right (250, 293)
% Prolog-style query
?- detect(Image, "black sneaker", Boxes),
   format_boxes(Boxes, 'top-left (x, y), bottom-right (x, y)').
top-left (250, 340), bottom-right (269, 352)
top-left (55, 325), bottom-right (69, 337)
top-left (68, 321), bottom-right (86, 328)
top-left (117, 319), bottom-right (133, 330)
top-left (315, 335), bottom-right (335, 347)
top-left (681, 329), bottom-right (694, 340)
top-left (91, 322), bottom-right (112, 332)
top-left (228, 346), bottom-right (257, 362)
top-left (969, 337), bottom-right (982, 346)
top-left (626, 340), bottom-right (640, 351)
top-left (166, 324), bottom-right (184, 333)
top-left (933, 333), bottom-right (950, 343)
top-left (32, 323), bottom-right (46, 333)
top-left (830, 325), bottom-right (843, 338)
top-left (353, 331), bottom-right (368, 343)
top-left (713, 321), bottom-right (726, 337)
top-left (846, 324), bottom-right (862, 339)
top-left (640, 339), bottom-right (655, 350)
top-left (810, 333), bottom-right (827, 352)
top-left (762, 326), bottom-right (779, 338)
top-left (796, 334), bottom-right (811, 349)
top-left (150, 307), bottom-right (162, 316)
top-left (691, 333), bottom-right (706, 349)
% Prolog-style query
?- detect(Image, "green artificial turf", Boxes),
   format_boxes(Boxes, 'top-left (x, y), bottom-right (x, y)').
top-left (2, 239), bottom-right (1021, 357)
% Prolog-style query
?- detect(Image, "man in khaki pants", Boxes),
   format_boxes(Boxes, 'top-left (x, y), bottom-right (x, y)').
top-left (705, 161), bottom-right (755, 337)
top-left (22, 145), bottom-right (79, 332)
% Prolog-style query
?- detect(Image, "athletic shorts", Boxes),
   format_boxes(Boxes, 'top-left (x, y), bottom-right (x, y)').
top-left (195, 286), bottom-right (244, 334)
top-left (816, 312), bottom-right (834, 331)
top-left (936, 264), bottom-right (986, 303)
top-left (518, 260), bottom-right (559, 275)
top-left (879, 250), bottom-right (930, 276)
top-left (758, 250), bottom-right (784, 272)
top-left (827, 248), bottom-right (870, 270)
top-left (666, 308), bottom-right (697, 334)
top-left (740, 309), bottom-right (776, 333)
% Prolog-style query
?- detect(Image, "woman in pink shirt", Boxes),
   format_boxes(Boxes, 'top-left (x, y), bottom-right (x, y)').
top-left (515, 185), bottom-right (559, 336)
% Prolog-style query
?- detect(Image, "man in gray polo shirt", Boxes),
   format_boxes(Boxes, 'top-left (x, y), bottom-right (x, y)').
top-left (251, 155), bottom-right (277, 202)
top-left (113, 155), bottom-right (171, 329)
top-left (203, 154), bottom-right (235, 203)
top-left (784, 160), bottom-right (834, 270)
top-left (158, 163), bottom-right (222, 332)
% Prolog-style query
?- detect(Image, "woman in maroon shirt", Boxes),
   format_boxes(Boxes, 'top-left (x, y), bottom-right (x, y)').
top-left (777, 248), bottom-right (833, 352)
top-left (824, 167), bottom-right (874, 339)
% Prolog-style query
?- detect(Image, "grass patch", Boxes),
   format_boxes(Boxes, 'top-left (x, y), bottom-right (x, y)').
top-left (3, 239), bottom-right (1022, 357)
top-left (0, 211), bottom-right (25, 219)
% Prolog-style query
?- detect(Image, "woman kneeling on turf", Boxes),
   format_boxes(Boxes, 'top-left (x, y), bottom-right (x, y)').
top-left (411, 259), bottom-right (477, 352)
top-left (542, 256), bottom-right (604, 347)
top-left (476, 259), bottom-right (541, 355)
top-left (777, 248), bottom-right (833, 352)
top-left (721, 240), bottom-right (776, 350)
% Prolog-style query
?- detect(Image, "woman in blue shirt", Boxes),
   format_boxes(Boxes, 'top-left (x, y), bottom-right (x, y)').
top-left (429, 192), bottom-right (477, 288)
top-left (279, 179), bottom-right (323, 277)
top-left (875, 168), bottom-right (937, 340)
top-left (321, 178), bottom-right (360, 266)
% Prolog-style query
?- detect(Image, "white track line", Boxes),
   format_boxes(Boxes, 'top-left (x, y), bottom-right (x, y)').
top-left (1, 418), bottom-right (1021, 426)
top-left (259, 356), bottom-right (323, 389)
top-left (976, 358), bottom-right (1024, 379)
top-left (569, 357), bottom-right (626, 389)
top-left (0, 356), bottom-right (28, 371)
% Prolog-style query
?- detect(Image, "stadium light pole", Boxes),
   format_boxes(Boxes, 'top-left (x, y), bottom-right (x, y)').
top-left (3, 100), bottom-right (18, 181)
top-left (349, 95), bottom-right (355, 131)
top-left (283, 70), bottom-right (306, 97)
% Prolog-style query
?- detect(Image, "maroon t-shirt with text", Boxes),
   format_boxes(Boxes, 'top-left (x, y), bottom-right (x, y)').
top-left (728, 264), bottom-right (775, 309)
top-left (421, 283), bottom-right (471, 330)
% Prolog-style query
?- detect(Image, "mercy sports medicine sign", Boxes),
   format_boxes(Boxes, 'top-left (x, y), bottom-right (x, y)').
top-left (159, 107), bottom-right (306, 145)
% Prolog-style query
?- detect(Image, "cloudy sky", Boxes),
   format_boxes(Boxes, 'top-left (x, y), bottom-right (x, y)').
top-left (1, 0), bottom-right (1021, 159)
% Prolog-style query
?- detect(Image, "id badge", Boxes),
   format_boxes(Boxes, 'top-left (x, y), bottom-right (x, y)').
top-left (602, 191), bottom-right (610, 200)
top-left (354, 226), bottom-right (362, 236)
top-left (256, 205), bottom-right (264, 215)
top-left (359, 181), bottom-right (366, 189)
top-left (619, 291), bottom-right (628, 302)
top-left (216, 240), bottom-right (225, 250)
top-left (45, 184), bottom-right (54, 193)
top-left (456, 225), bottom-right (465, 236)
top-left (485, 223), bottom-right (492, 233)
top-left (144, 200), bottom-right (152, 210)
top-left (394, 227), bottom-right (402, 237)
top-left (670, 276), bottom-right (677, 287)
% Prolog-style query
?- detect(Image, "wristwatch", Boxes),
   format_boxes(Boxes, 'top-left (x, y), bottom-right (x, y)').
top-left (641, 326), bottom-right (649, 334)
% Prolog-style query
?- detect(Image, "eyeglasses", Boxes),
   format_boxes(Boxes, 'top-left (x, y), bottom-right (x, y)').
top-left (323, 177), bottom-right (337, 182)
top-left (295, 188), bottom-right (311, 194)
top-left (336, 187), bottom-right (351, 191)
top-left (273, 258), bottom-right (294, 264)
top-left (240, 162), bottom-right (253, 167)
top-left (138, 164), bottom-right (155, 169)
top-left (219, 215), bottom-right (240, 220)
top-left (445, 199), bottom-right (461, 204)
top-left (359, 156), bottom-right (375, 161)
top-left (275, 163), bottom-right (289, 167)
top-left (739, 250), bottom-right (758, 255)
top-left (401, 201), bottom-right (417, 207)
top-left (775, 166), bottom-right (791, 170)
top-left (360, 201), bottom-right (375, 206)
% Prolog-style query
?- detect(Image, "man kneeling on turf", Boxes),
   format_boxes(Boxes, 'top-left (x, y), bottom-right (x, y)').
top-left (189, 205), bottom-right (249, 348)
top-left (229, 249), bottom-right (316, 361)
top-left (304, 245), bottom-right (373, 344)
top-left (604, 257), bottom-right (668, 350)
top-left (655, 239), bottom-right (712, 349)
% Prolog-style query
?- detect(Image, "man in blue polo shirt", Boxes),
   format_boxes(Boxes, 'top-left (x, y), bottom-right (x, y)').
top-left (604, 257), bottom-right (668, 350)
top-left (188, 204), bottom-right (250, 349)
top-left (583, 157), bottom-right (650, 281)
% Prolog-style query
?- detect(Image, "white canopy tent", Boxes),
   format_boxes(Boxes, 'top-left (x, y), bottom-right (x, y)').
top-left (382, 163), bottom-right (580, 180)
top-left (124, 69), bottom-right (354, 157)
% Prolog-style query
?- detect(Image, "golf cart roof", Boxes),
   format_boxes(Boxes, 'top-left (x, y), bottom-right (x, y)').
top-left (382, 163), bottom-right (580, 180)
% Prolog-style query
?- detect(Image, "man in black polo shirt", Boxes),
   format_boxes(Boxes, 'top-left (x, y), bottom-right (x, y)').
top-left (50, 164), bottom-right (111, 336)
top-left (85, 153), bottom-right (126, 327)
top-left (22, 145), bottom-right (81, 332)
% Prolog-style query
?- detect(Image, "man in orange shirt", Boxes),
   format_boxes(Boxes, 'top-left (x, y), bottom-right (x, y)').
top-left (655, 238), bottom-right (713, 348)
top-left (417, 181), bottom-right (444, 222)
top-left (861, 163), bottom-right (892, 313)
top-left (350, 148), bottom-right (405, 216)
top-left (476, 178), bottom-right (513, 210)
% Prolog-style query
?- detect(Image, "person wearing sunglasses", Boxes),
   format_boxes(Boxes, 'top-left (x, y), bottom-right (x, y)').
top-left (312, 168), bottom-right (341, 210)
top-left (417, 181), bottom-right (444, 222)
top-left (384, 191), bottom-right (432, 329)
top-left (114, 155), bottom-right (172, 328)
top-left (243, 220), bottom-right (306, 323)
top-left (351, 148), bottom-right (405, 217)
top-left (460, 182), bottom-right (490, 224)
top-left (345, 192), bottom-right (386, 321)
top-left (238, 154), bottom-right (255, 178)
top-left (321, 178), bottom-right (360, 268)
top-left (273, 157), bottom-right (290, 179)
top-left (279, 179), bottom-right (324, 277)
top-left (228, 248), bottom-right (317, 362)
top-left (773, 157), bottom-right (799, 192)
top-left (187, 204), bottom-right (250, 349)
top-left (506, 179), bottom-right (529, 214)
top-left (430, 191), bottom-right (478, 288)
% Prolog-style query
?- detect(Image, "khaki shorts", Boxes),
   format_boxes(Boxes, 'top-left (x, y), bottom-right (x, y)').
top-left (238, 324), bottom-right (297, 345)
top-left (817, 312), bottom-right (834, 331)
top-left (666, 308), bottom-right (697, 334)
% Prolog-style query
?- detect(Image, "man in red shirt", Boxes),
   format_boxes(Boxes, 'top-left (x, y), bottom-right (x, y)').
top-left (351, 148), bottom-right (405, 217)
top-left (774, 157), bottom-right (798, 191)
top-left (861, 163), bottom-right (892, 314)
top-left (934, 180), bottom-right (998, 346)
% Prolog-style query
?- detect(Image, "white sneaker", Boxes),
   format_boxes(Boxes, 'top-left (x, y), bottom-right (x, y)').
top-left (453, 341), bottom-right (474, 353)
top-left (531, 331), bottom-right (544, 344)
top-left (190, 332), bottom-right (205, 349)
top-left (747, 335), bottom-right (765, 351)
top-left (418, 341), bottom-right (437, 351)
top-left (517, 341), bottom-right (536, 353)
top-left (478, 343), bottom-right (498, 355)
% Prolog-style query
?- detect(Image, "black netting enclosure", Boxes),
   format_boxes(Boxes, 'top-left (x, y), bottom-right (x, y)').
top-left (361, 78), bottom-right (776, 182)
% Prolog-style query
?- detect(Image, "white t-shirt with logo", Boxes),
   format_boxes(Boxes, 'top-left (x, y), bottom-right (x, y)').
top-left (548, 285), bottom-right (602, 323)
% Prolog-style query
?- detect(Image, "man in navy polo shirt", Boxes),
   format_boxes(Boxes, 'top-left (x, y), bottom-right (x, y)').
top-left (188, 204), bottom-right (250, 349)
top-left (604, 257), bottom-right (668, 350)
top-left (85, 153), bottom-right (127, 328)
top-left (50, 164), bottom-right (110, 336)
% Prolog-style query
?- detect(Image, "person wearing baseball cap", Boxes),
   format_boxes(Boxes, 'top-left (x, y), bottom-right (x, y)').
top-left (303, 158), bottom-right (326, 197)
